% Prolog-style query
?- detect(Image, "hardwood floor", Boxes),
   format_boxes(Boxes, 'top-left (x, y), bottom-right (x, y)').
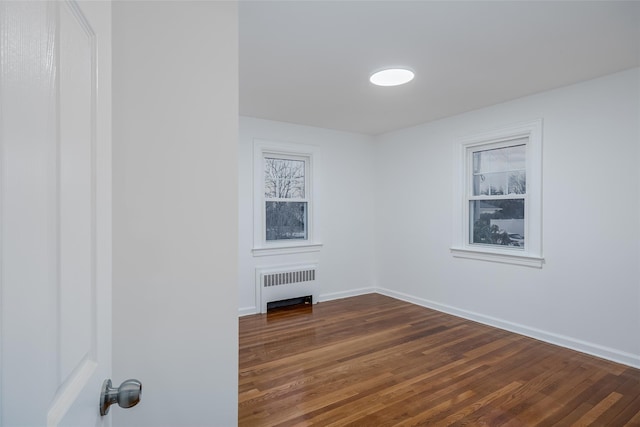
top-left (239, 294), bottom-right (640, 426)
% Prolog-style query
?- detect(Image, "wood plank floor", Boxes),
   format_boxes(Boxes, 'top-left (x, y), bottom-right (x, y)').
top-left (239, 294), bottom-right (640, 426)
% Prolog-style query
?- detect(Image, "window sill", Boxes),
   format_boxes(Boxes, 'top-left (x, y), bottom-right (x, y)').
top-left (252, 243), bottom-right (323, 257)
top-left (450, 247), bottom-right (544, 268)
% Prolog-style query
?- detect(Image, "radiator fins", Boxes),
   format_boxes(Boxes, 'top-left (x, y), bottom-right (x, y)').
top-left (263, 269), bottom-right (316, 287)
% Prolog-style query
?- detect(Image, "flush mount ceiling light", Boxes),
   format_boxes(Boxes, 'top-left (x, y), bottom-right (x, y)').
top-left (369, 68), bottom-right (415, 86)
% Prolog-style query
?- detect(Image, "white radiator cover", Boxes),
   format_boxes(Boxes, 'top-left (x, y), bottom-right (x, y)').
top-left (256, 263), bottom-right (319, 313)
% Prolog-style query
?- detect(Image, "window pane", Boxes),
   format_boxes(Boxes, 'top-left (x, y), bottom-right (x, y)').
top-left (266, 201), bottom-right (307, 241)
top-left (474, 171), bottom-right (507, 195)
top-left (508, 144), bottom-right (526, 170)
top-left (508, 171), bottom-right (526, 195)
top-left (264, 157), bottom-right (305, 199)
top-left (473, 144), bottom-right (526, 196)
top-left (470, 199), bottom-right (524, 248)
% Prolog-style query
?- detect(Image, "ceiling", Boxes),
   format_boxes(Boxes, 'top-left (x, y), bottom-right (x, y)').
top-left (239, 1), bottom-right (640, 136)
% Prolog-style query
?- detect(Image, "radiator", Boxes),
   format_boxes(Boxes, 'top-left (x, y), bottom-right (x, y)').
top-left (257, 264), bottom-right (319, 313)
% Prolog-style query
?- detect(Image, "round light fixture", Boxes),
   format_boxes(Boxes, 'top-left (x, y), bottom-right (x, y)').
top-left (369, 68), bottom-right (415, 86)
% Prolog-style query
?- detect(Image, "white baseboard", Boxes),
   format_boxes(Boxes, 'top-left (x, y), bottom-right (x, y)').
top-left (319, 287), bottom-right (376, 303)
top-left (237, 287), bottom-right (375, 317)
top-left (238, 306), bottom-right (258, 317)
top-left (376, 287), bottom-right (640, 369)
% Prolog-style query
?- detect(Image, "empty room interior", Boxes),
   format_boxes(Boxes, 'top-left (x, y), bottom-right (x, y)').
top-left (235, 1), bottom-right (640, 425)
top-left (105, 1), bottom-right (640, 426)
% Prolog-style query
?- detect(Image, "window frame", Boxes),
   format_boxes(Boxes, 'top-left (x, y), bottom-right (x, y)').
top-left (252, 139), bottom-right (322, 257)
top-left (451, 120), bottom-right (544, 268)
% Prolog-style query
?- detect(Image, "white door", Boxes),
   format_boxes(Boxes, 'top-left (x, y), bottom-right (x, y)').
top-left (1, 1), bottom-right (118, 426)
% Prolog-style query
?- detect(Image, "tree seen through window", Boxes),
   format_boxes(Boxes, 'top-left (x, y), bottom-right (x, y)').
top-left (264, 157), bottom-right (308, 241)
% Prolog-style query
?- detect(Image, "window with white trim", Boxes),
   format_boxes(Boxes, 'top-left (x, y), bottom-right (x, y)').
top-left (451, 120), bottom-right (543, 268)
top-left (264, 155), bottom-right (309, 241)
top-left (253, 140), bottom-right (321, 256)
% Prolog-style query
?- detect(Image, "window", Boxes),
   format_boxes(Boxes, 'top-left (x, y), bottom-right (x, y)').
top-left (470, 141), bottom-right (526, 248)
top-left (264, 156), bottom-right (308, 241)
top-left (253, 140), bottom-right (321, 256)
top-left (451, 120), bottom-right (543, 268)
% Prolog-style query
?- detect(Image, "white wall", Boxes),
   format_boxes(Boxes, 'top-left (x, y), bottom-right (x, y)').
top-left (238, 117), bottom-right (376, 314)
top-left (112, 2), bottom-right (238, 426)
top-left (375, 68), bottom-right (640, 367)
